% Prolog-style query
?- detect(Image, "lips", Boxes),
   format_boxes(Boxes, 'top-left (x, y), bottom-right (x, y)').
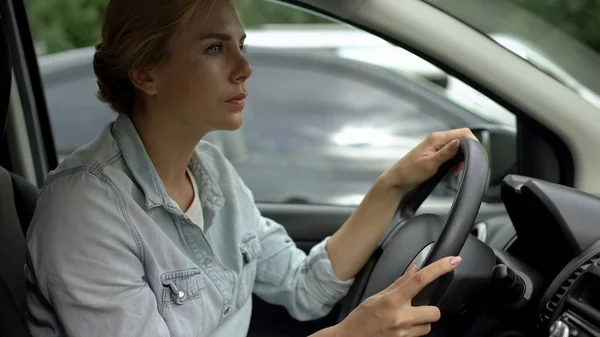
top-left (225, 92), bottom-right (248, 108)
top-left (227, 92), bottom-right (248, 101)
top-left (225, 92), bottom-right (247, 108)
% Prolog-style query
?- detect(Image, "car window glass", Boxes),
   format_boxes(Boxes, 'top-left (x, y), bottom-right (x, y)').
top-left (27, 0), bottom-right (515, 207)
top-left (40, 61), bottom-right (116, 161)
top-left (424, 0), bottom-right (600, 114)
top-left (209, 60), bottom-right (452, 205)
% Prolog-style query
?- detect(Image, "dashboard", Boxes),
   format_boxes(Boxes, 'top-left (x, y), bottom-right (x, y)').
top-left (495, 175), bottom-right (600, 337)
top-left (539, 241), bottom-right (600, 337)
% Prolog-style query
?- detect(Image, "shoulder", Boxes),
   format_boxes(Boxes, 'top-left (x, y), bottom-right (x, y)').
top-left (27, 167), bottom-right (141, 274)
top-left (51, 121), bottom-right (122, 173)
top-left (38, 121), bottom-right (143, 233)
top-left (37, 167), bottom-right (126, 218)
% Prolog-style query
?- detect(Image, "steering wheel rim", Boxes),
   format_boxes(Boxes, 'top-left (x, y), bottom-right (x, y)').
top-left (338, 137), bottom-right (490, 320)
top-left (409, 137), bottom-right (489, 305)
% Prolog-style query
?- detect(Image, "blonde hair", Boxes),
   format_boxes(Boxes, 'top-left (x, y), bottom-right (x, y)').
top-left (93, 0), bottom-right (214, 115)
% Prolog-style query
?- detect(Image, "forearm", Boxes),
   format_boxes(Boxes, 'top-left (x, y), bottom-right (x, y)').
top-left (326, 174), bottom-right (407, 280)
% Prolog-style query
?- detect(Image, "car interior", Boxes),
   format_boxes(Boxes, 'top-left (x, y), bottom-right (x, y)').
top-left (3, 0), bottom-right (600, 337)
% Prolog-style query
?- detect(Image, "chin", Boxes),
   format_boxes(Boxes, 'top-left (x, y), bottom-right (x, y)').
top-left (216, 112), bottom-right (243, 131)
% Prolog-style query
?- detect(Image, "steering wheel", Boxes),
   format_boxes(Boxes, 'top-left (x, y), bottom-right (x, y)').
top-left (338, 138), bottom-right (494, 327)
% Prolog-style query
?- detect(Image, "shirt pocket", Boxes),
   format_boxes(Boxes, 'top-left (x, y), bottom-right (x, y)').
top-left (237, 233), bottom-right (261, 309)
top-left (160, 268), bottom-right (205, 335)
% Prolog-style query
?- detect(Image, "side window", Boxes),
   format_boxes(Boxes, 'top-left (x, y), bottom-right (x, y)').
top-left (27, 0), bottom-right (515, 207)
top-left (39, 55), bottom-right (116, 162)
top-left (211, 57), bottom-right (454, 205)
top-left (219, 1), bottom-right (516, 206)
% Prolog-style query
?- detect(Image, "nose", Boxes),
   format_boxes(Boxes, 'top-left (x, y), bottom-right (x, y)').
top-left (231, 53), bottom-right (253, 84)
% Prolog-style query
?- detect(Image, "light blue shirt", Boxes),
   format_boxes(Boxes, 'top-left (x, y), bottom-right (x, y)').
top-left (25, 114), bottom-right (354, 337)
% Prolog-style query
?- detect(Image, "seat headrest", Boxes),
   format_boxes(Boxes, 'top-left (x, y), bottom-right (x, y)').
top-left (0, 13), bottom-right (12, 140)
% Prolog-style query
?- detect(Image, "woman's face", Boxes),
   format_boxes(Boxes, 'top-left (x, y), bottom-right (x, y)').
top-left (139, 0), bottom-right (253, 133)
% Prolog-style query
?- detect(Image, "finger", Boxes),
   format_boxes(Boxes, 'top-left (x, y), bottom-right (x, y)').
top-left (406, 305), bottom-right (441, 325)
top-left (406, 262), bottom-right (418, 276)
top-left (383, 263), bottom-right (418, 294)
top-left (396, 256), bottom-right (462, 300)
top-left (429, 128), bottom-right (477, 145)
top-left (427, 128), bottom-right (478, 149)
top-left (403, 323), bottom-right (432, 336)
top-left (432, 139), bottom-right (460, 165)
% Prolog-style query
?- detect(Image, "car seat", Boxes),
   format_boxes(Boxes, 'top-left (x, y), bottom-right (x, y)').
top-left (0, 8), bottom-right (37, 337)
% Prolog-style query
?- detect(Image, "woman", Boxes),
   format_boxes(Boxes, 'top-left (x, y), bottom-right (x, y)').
top-left (25, 0), bottom-right (476, 336)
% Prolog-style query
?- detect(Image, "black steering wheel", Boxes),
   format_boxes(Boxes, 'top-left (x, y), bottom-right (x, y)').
top-left (338, 138), bottom-right (494, 327)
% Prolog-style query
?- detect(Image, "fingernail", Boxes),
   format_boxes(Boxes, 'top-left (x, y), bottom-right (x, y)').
top-left (449, 256), bottom-right (462, 266)
top-left (450, 139), bottom-right (459, 149)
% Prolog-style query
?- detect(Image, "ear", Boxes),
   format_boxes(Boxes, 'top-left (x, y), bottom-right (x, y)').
top-left (129, 68), bottom-right (159, 96)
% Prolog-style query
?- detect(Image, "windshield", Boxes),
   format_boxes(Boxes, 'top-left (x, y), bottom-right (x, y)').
top-left (424, 0), bottom-right (600, 110)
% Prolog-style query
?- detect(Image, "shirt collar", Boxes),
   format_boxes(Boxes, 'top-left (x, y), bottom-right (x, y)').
top-left (111, 114), bottom-right (167, 208)
top-left (111, 114), bottom-right (224, 211)
top-left (112, 114), bottom-right (224, 209)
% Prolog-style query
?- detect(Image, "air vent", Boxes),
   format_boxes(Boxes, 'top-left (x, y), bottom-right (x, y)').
top-left (538, 253), bottom-right (600, 326)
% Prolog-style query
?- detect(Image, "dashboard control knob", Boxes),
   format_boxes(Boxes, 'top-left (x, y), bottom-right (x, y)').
top-left (549, 320), bottom-right (569, 337)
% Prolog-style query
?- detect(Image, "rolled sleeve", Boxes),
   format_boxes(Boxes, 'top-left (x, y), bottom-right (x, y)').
top-left (302, 236), bottom-right (354, 306)
top-left (252, 214), bottom-right (354, 321)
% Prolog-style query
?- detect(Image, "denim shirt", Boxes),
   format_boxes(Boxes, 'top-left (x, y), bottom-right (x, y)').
top-left (25, 114), bottom-right (354, 337)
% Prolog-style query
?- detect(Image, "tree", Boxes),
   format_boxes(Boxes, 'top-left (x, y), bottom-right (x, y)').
top-left (24, 0), bottom-right (600, 56)
top-left (236, 0), bottom-right (330, 27)
top-left (25, 0), bottom-right (105, 54)
top-left (25, 0), bottom-right (329, 55)
top-left (507, 0), bottom-right (600, 52)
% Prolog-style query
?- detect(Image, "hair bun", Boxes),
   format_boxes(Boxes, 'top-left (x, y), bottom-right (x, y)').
top-left (93, 49), bottom-right (134, 115)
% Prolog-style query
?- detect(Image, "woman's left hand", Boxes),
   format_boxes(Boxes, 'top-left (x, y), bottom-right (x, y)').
top-left (379, 128), bottom-right (478, 191)
top-left (326, 128), bottom-right (478, 281)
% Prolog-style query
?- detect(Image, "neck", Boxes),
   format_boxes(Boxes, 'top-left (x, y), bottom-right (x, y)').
top-left (130, 109), bottom-right (206, 190)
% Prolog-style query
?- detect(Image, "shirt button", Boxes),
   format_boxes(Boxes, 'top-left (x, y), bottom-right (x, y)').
top-left (223, 306), bottom-right (230, 316)
top-left (177, 291), bottom-right (185, 299)
top-left (204, 257), bottom-right (213, 267)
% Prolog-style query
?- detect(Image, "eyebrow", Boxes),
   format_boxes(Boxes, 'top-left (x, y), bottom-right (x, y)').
top-left (201, 33), bottom-right (247, 41)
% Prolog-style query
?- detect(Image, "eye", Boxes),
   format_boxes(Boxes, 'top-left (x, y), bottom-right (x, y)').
top-left (206, 44), bottom-right (223, 56)
top-left (240, 43), bottom-right (248, 54)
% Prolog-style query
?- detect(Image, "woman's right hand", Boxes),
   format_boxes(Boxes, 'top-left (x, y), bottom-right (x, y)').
top-left (334, 256), bottom-right (462, 337)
